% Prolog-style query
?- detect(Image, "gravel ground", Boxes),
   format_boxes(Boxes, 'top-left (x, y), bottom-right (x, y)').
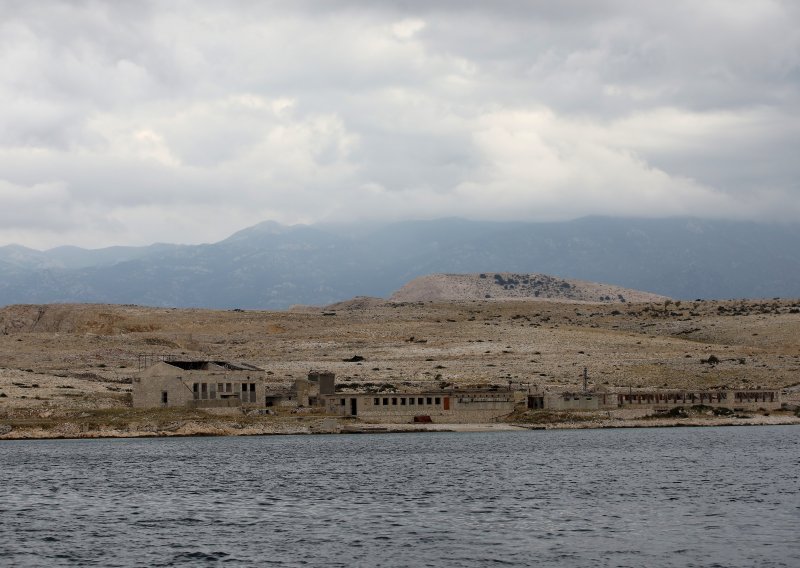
top-left (1, 298), bottom-right (799, 439)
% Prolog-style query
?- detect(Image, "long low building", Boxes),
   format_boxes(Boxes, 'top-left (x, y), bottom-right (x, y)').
top-left (323, 389), bottom-right (516, 423)
top-left (529, 388), bottom-right (782, 412)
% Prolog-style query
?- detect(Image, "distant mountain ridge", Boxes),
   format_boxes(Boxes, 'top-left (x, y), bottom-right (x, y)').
top-left (1, 217), bottom-right (799, 309)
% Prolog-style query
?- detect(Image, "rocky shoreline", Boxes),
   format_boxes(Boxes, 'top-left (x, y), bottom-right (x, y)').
top-left (2, 413), bottom-right (798, 440)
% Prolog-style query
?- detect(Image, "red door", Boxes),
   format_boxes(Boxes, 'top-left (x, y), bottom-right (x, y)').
top-left (443, 397), bottom-right (450, 410)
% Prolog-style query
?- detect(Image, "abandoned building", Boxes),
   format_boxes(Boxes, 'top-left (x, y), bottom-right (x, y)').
top-left (132, 356), bottom-right (782, 419)
top-left (323, 388), bottom-right (517, 423)
top-left (527, 390), bottom-right (614, 411)
top-left (528, 388), bottom-right (782, 412)
top-left (613, 389), bottom-right (781, 411)
top-left (132, 360), bottom-right (265, 409)
top-left (264, 371), bottom-right (335, 407)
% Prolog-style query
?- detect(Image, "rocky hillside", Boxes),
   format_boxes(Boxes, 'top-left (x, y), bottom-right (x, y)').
top-left (0, 304), bottom-right (163, 335)
top-left (390, 273), bottom-right (670, 303)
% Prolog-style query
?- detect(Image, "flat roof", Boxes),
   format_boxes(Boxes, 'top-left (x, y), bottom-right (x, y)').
top-left (164, 360), bottom-right (262, 372)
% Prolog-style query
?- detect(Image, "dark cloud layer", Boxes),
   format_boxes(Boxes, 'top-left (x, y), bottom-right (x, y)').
top-left (0, 0), bottom-right (798, 248)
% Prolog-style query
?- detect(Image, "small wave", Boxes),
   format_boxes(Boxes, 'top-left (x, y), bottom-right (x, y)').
top-left (165, 550), bottom-right (230, 565)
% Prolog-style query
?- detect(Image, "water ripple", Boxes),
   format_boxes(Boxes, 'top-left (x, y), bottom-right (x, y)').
top-left (1, 426), bottom-right (798, 567)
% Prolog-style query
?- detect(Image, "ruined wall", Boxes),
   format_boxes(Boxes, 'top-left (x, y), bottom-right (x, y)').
top-left (539, 389), bottom-right (782, 412)
top-left (132, 374), bottom-right (194, 408)
top-left (132, 366), bottom-right (265, 409)
top-left (613, 390), bottom-right (781, 411)
top-left (528, 390), bottom-right (781, 410)
top-left (543, 392), bottom-right (611, 411)
top-left (309, 371), bottom-right (335, 395)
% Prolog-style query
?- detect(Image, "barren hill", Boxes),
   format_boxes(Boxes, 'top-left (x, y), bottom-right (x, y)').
top-left (390, 273), bottom-right (670, 303)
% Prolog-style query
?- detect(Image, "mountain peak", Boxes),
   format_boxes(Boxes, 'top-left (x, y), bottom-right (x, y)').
top-left (222, 220), bottom-right (292, 242)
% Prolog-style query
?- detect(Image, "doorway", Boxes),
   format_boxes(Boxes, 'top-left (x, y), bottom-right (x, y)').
top-left (350, 398), bottom-right (358, 416)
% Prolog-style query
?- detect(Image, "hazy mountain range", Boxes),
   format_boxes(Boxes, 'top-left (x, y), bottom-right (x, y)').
top-left (1, 217), bottom-right (799, 309)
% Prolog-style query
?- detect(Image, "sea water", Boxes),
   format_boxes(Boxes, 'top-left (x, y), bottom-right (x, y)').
top-left (1, 426), bottom-right (798, 567)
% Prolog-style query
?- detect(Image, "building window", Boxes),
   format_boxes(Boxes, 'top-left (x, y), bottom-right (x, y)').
top-left (341, 398), bottom-right (346, 406)
top-left (435, 397), bottom-right (440, 405)
top-left (161, 391), bottom-right (168, 404)
top-left (374, 398), bottom-right (380, 405)
top-left (226, 383), bottom-right (232, 392)
top-left (193, 383), bottom-right (199, 400)
top-left (392, 398), bottom-right (397, 405)
top-left (418, 397), bottom-right (424, 405)
top-left (426, 397), bottom-right (432, 405)
top-left (217, 383), bottom-right (223, 392)
top-left (409, 398), bottom-right (415, 405)
top-left (201, 383), bottom-right (208, 400)
top-left (383, 398), bottom-right (389, 405)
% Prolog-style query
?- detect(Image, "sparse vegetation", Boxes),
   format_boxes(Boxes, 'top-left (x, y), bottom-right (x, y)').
top-left (1, 295), bottom-right (799, 438)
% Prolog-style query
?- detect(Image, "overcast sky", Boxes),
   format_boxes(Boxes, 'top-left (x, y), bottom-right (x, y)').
top-left (1, 0), bottom-right (799, 249)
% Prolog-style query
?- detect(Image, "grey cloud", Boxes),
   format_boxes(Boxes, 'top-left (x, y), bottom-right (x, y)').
top-left (0, 0), bottom-right (797, 248)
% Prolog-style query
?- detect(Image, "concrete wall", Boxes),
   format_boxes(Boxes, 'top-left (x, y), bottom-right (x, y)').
top-left (292, 378), bottom-right (316, 406)
top-left (537, 388), bottom-right (782, 412)
top-left (541, 392), bottom-right (614, 411)
top-left (132, 373), bottom-right (195, 408)
top-left (323, 390), bottom-right (515, 423)
top-left (613, 389), bottom-right (781, 411)
top-left (309, 371), bottom-right (335, 395)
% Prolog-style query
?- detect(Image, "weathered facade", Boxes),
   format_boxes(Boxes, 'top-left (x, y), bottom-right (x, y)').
top-left (527, 390), bottom-right (615, 411)
top-left (132, 360), bottom-right (265, 409)
top-left (613, 389), bottom-right (781, 411)
top-left (530, 388), bottom-right (782, 412)
top-left (264, 371), bottom-right (335, 408)
top-left (323, 389), bottom-right (516, 423)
